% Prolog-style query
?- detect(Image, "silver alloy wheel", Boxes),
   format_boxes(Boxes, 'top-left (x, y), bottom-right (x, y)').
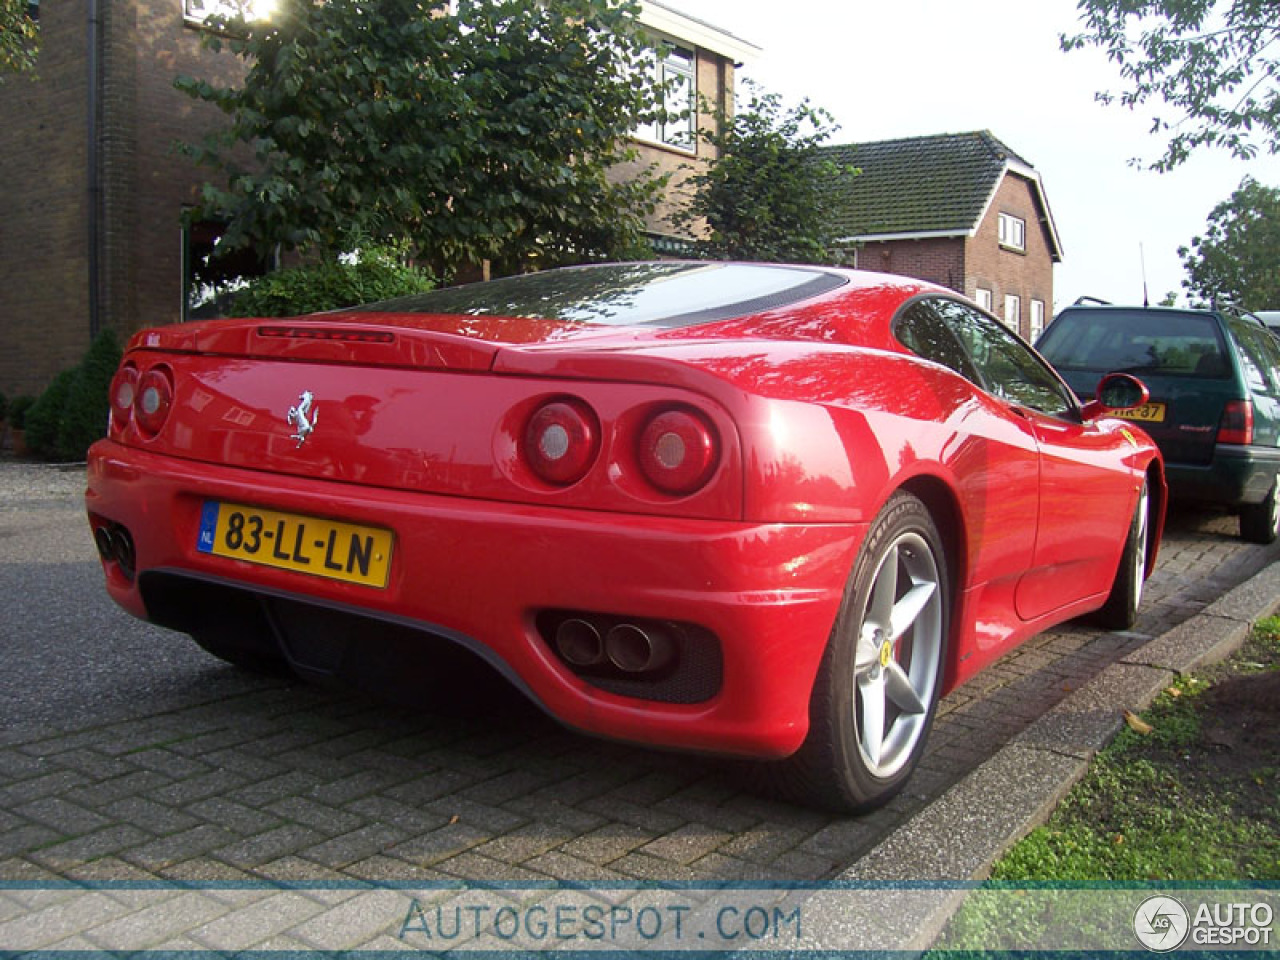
top-left (851, 530), bottom-right (944, 779)
top-left (1131, 484), bottom-right (1150, 612)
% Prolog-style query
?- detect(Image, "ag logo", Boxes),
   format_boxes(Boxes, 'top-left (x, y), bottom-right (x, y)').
top-left (1134, 895), bottom-right (1190, 952)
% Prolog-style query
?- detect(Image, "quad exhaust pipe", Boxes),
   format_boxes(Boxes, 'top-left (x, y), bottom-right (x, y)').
top-left (92, 520), bottom-right (136, 580)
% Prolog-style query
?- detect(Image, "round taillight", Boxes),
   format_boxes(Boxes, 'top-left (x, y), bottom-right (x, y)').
top-left (524, 400), bottom-right (600, 486)
top-left (638, 408), bottom-right (718, 495)
top-left (109, 365), bottom-right (138, 429)
top-left (134, 367), bottom-right (174, 436)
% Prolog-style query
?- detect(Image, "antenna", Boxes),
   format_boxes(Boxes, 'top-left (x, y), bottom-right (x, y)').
top-left (1140, 243), bottom-right (1150, 307)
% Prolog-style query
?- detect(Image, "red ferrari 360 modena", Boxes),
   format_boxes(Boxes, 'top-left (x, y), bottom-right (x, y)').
top-left (87, 262), bottom-right (1165, 811)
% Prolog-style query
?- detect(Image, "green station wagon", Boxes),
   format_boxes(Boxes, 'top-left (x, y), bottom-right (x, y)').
top-left (1037, 303), bottom-right (1280, 543)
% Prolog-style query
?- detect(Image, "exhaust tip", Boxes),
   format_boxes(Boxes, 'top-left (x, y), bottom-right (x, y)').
top-left (93, 526), bottom-right (115, 562)
top-left (605, 623), bottom-right (675, 674)
top-left (110, 527), bottom-right (136, 580)
top-left (555, 618), bottom-right (604, 667)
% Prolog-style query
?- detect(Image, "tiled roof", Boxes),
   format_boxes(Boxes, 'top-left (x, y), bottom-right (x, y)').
top-left (819, 130), bottom-right (1034, 239)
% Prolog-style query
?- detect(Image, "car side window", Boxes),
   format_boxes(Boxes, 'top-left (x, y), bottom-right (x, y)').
top-left (1231, 322), bottom-right (1280, 396)
top-left (932, 299), bottom-right (1077, 418)
top-left (894, 301), bottom-right (982, 384)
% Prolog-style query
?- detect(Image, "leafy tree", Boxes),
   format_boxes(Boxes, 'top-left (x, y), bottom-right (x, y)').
top-left (177, 0), bottom-right (667, 277)
top-left (668, 84), bottom-right (851, 264)
top-left (0, 0), bottom-right (38, 79)
top-left (1062, 0), bottom-right (1280, 170)
top-left (1179, 176), bottom-right (1280, 311)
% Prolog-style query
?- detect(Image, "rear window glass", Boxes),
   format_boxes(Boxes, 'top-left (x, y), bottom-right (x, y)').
top-left (350, 262), bottom-right (846, 328)
top-left (1038, 309), bottom-right (1229, 378)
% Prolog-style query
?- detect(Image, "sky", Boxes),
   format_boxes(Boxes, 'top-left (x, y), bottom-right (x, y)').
top-left (671, 0), bottom-right (1280, 312)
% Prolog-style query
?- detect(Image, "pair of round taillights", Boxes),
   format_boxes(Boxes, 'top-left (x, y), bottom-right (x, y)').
top-left (523, 400), bottom-right (719, 495)
top-left (110, 365), bottom-right (173, 436)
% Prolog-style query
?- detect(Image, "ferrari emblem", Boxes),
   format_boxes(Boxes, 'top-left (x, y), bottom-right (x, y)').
top-left (879, 640), bottom-right (893, 668)
top-left (287, 390), bottom-right (318, 448)
top-left (1120, 427), bottom-right (1139, 448)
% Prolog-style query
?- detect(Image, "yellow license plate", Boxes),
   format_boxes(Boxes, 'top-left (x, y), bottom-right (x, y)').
top-left (1112, 402), bottom-right (1166, 423)
top-left (197, 501), bottom-right (394, 588)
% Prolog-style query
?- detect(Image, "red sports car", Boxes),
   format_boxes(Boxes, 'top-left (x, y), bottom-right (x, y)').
top-left (87, 262), bottom-right (1165, 811)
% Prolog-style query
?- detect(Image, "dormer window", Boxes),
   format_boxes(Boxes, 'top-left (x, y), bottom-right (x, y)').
top-left (998, 212), bottom-right (1026, 253)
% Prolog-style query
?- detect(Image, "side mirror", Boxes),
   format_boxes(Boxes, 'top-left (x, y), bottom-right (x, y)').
top-left (1080, 372), bottom-right (1150, 422)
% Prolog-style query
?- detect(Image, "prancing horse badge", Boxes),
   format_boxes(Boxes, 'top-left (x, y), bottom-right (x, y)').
top-left (287, 390), bottom-right (318, 448)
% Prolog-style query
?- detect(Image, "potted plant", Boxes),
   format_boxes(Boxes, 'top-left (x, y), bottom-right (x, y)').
top-left (9, 395), bottom-right (34, 457)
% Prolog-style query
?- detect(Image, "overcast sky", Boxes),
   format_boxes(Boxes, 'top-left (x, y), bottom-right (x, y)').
top-left (673, 0), bottom-right (1280, 313)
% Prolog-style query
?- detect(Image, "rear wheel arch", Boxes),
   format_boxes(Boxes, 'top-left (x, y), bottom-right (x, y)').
top-left (899, 474), bottom-right (966, 688)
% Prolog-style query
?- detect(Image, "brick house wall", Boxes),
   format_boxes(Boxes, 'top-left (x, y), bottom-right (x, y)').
top-left (855, 237), bottom-right (966, 295)
top-left (851, 173), bottom-right (1055, 342)
top-left (964, 173), bottom-right (1055, 341)
top-left (0, 0), bottom-right (243, 399)
top-left (608, 48), bottom-right (730, 240)
top-left (0, 2), bottom-right (92, 398)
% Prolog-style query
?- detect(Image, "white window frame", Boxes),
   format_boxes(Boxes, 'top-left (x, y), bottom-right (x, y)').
top-left (974, 287), bottom-right (993, 312)
top-left (997, 212), bottom-right (1026, 252)
top-left (634, 43), bottom-right (697, 153)
top-left (1004, 294), bottom-right (1021, 333)
top-left (1030, 299), bottom-right (1046, 341)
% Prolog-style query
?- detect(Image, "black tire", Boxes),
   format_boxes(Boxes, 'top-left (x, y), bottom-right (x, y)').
top-left (191, 632), bottom-right (291, 676)
top-left (1092, 481), bottom-right (1151, 630)
top-left (768, 491), bottom-right (949, 813)
top-left (1240, 476), bottom-right (1280, 544)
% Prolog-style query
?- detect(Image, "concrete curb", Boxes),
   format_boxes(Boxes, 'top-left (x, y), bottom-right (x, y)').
top-left (836, 558), bottom-right (1280, 952)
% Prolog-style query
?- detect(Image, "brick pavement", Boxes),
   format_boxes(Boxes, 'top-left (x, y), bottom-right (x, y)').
top-left (1, 462), bottom-right (1276, 888)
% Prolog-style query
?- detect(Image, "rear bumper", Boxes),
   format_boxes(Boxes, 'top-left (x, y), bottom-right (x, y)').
top-left (86, 440), bottom-right (864, 758)
top-left (1166, 444), bottom-right (1280, 506)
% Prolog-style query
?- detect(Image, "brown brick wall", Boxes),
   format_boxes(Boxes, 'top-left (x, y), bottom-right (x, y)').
top-left (0, 0), bottom-right (243, 399)
top-left (0, 2), bottom-right (91, 398)
top-left (964, 173), bottom-right (1055, 340)
top-left (855, 237), bottom-right (967, 293)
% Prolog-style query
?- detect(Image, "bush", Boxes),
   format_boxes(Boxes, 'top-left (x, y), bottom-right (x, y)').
top-left (9, 395), bottom-right (34, 430)
top-left (58, 329), bottom-right (122, 461)
top-left (25, 330), bottom-right (122, 462)
top-left (24, 369), bottom-right (74, 459)
top-left (229, 246), bottom-right (436, 318)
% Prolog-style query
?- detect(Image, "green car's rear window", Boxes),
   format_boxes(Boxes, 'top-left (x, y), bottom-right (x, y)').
top-left (1038, 309), bottom-right (1230, 378)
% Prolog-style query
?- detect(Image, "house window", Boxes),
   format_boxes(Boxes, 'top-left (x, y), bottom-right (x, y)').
top-left (1030, 299), bottom-right (1046, 341)
top-left (998, 213), bottom-right (1026, 252)
top-left (975, 287), bottom-right (993, 312)
top-left (1004, 294), bottom-right (1021, 333)
top-left (184, 0), bottom-right (275, 26)
top-left (634, 44), bottom-right (696, 152)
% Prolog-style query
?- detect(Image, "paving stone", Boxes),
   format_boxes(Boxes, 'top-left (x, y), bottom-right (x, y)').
top-left (434, 851), bottom-right (548, 883)
top-left (186, 797), bottom-right (287, 836)
top-left (519, 851), bottom-right (629, 883)
top-left (467, 823), bottom-right (575, 865)
top-left (559, 824), bottom-right (654, 866)
top-left (150, 769), bottom-right (248, 805)
top-left (637, 823), bottom-right (731, 866)
top-left (26, 825), bottom-right (154, 869)
top-left (0, 824), bottom-right (62, 859)
top-left (344, 795), bottom-right (451, 836)
top-left (298, 824), bottom-right (410, 869)
top-left (14, 796), bottom-right (111, 835)
top-left (340, 856), bottom-right (451, 883)
top-left (385, 822), bottom-right (489, 866)
top-left (209, 824), bottom-right (327, 869)
top-left (121, 824), bottom-right (242, 870)
top-left (266, 796), bottom-right (365, 835)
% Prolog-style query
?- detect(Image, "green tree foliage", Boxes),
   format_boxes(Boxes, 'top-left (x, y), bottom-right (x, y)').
top-left (176, 0), bottom-right (667, 276)
top-left (229, 245), bottom-right (435, 317)
top-left (0, 0), bottom-right (38, 79)
top-left (668, 84), bottom-right (850, 264)
top-left (26, 331), bottom-right (122, 462)
top-left (1179, 177), bottom-right (1280, 311)
top-left (1062, 0), bottom-right (1280, 170)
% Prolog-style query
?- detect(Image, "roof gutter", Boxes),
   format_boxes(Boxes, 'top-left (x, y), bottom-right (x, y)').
top-left (836, 229), bottom-right (972, 245)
